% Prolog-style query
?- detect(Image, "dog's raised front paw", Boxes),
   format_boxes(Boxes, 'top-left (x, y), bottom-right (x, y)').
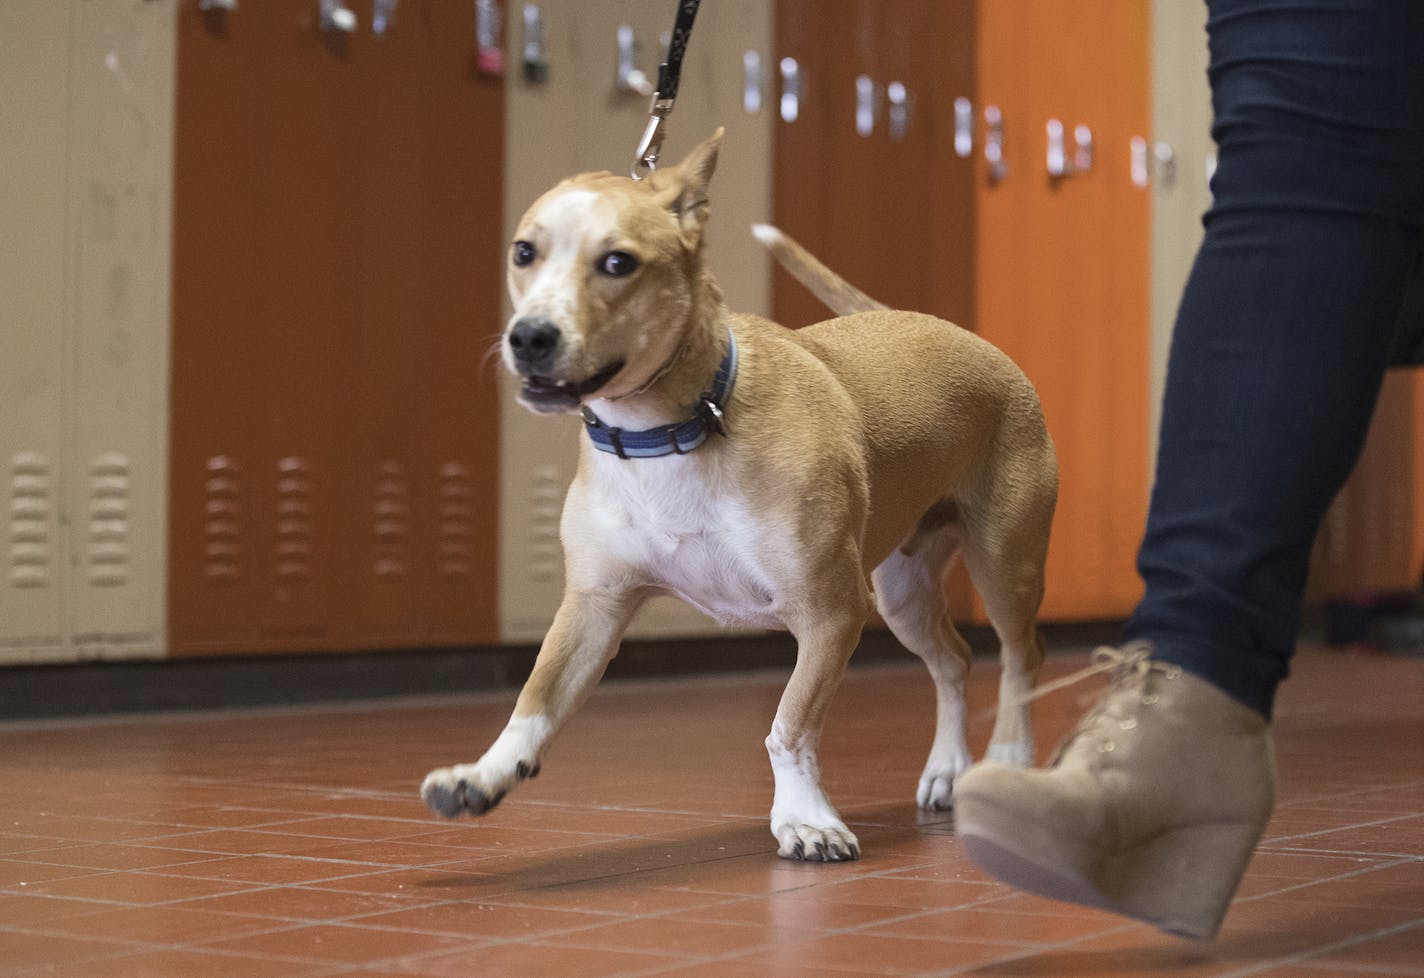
top-left (421, 767), bottom-right (504, 818)
top-left (774, 820), bottom-right (861, 862)
top-left (420, 760), bottom-right (538, 819)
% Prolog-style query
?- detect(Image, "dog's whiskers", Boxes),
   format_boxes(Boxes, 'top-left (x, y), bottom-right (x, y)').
top-left (480, 334), bottom-right (506, 374)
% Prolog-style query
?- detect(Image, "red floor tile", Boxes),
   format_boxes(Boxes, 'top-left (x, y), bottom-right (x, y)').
top-left (0, 645), bottom-right (1419, 976)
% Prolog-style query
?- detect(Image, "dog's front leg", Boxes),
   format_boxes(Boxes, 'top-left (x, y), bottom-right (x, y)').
top-left (421, 588), bottom-right (643, 818)
top-left (767, 613), bottom-right (867, 862)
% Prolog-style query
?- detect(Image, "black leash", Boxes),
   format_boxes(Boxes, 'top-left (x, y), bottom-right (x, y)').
top-left (632, 0), bottom-right (702, 180)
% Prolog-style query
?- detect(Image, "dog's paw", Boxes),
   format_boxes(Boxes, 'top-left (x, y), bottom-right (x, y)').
top-left (420, 760), bottom-right (539, 819)
top-left (917, 773), bottom-right (956, 812)
top-left (773, 820), bottom-right (861, 862)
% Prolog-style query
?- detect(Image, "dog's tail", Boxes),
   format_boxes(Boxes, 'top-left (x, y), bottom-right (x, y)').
top-left (751, 223), bottom-right (888, 316)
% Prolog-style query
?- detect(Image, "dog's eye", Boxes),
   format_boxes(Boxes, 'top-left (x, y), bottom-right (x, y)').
top-left (597, 251), bottom-right (640, 277)
top-left (512, 240), bottom-right (537, 268)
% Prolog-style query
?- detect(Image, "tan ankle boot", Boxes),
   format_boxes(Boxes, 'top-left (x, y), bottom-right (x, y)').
top-left (953, 645), bottom-right (1276, 939)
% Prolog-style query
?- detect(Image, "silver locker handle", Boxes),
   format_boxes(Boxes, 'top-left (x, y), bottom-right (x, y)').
top-left (985, 105), bottom-right (1007, 183)
top-left (1074, 124), bottom-right (1094, 172)
top-left (1130, 136), bottom-right (1150, 188)
top-left (887, 81), bottom-right (909, 141)
top-left (780, 57), bottom-right (800, 124)
top-left (372, 0), bottom-right (397, 35)
top-left (856, 75), bottom-right (877, 137)
top-left (616, 25), bottom-right (654, 97)
top-left (473, 0), bottom-right (507, 75)
top-left (954, 97), bottom-right (973, 158)
top-left (743, 51), bottom-right (763, 115)
top-left (522, 4), bottom-right (549, 83)
top-left (1047, 118), bottom-right (1068, 178)
top-left (319, 0), bottom-right (356, 33)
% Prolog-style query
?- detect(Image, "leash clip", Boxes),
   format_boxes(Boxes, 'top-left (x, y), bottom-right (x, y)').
top-left (632, 93), bottom-right (676, 180)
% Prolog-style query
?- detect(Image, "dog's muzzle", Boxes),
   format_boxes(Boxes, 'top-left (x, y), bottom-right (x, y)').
top-left (508, 318), bottom-right (625, 412)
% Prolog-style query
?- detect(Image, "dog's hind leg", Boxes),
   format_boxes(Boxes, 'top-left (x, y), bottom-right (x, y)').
top-left (959, 492), bottom-right (1053, 768)
top-left (873, 501), bottom-right (975, 811)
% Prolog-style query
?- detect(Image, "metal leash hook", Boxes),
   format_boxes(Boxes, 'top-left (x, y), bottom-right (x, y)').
top-left (632, 95), bottom-right (675, 180)
top-left (630, 0), bottom-right (701, 180)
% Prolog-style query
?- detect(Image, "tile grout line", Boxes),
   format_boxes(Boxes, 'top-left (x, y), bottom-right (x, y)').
top-left (1260, 810), bottom-right (1424, 846)
top-left (1215, 918), bottom-right (1424, 978)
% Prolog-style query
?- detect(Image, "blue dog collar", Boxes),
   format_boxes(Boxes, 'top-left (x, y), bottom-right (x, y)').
top-left (581, 331), bottom-right (738, 459)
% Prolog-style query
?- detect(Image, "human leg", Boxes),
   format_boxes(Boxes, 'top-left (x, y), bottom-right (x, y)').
top-left (956, 0), bottom-right (1424, 937)
top-left (1126, 0), bottom-right (1424, 717)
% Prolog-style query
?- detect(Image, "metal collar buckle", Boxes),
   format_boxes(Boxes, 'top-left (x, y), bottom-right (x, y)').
top-left (698, 395), bottom-right (728, 437)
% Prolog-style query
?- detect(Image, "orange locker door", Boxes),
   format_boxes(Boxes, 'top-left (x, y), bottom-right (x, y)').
top-left (350, 2), bottom-right (503, 649)
top-left (170, 1), bottom-right (501, 655)
top-left (773, 0), bottom-right (976, 327)
top-left (170, 1), bottom-right (353, 653)
top-left (974, 0), bottom-right (1151, 621)
top-left (773, 0), bottom-right (979, 617)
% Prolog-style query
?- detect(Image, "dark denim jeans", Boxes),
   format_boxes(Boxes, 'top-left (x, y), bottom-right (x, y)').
top-left (1122, 0), bottom-right (1424, 718)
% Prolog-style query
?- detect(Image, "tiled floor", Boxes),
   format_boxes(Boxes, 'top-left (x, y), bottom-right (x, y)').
top-left (0, 643), bottom-right (1421, 977)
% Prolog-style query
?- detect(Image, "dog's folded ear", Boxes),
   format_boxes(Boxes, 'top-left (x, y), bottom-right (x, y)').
top-left (652, 127), bottom-right (724, 248)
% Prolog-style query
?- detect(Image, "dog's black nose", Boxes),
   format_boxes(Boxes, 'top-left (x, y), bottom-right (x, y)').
top-left (508, 317), bottom-right (561, 367)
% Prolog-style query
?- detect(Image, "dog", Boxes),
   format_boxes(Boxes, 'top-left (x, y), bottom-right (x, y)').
top-left (421, 129), bottom-right (1058, 861)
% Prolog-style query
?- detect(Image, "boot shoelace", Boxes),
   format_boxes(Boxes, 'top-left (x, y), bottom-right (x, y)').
top-left (1011, 643), bottom-right (1182, 765)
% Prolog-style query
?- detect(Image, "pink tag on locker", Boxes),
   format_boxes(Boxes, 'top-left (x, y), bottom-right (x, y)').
top-left (477, 46), bottom-right (507, 76)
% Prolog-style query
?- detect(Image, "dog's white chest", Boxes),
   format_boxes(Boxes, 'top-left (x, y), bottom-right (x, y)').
top-left (581, 466), bottom-right (782, 628)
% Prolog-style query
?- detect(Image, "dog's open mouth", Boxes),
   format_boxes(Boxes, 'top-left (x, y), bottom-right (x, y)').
top-left (519, 361), bottom-right (626, 411)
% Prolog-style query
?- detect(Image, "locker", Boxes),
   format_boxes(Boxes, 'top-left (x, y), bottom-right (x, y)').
top-left (169, 0), bottom-right (502, 654)
top-left (356, 0), bottom-right (503, 647)
top-left (65, 0), bottom-right (175, 658)
top-left (0, 2), bottom-right (69, 662)
top-left (1149, 0), bottom-right (1211, 467)
top-left (773, 0), bottom-right (977, 330)
top-left (0, 0), bottom-right (173, 664)
top-left (774, 1), bottom-right (1150, 622)
top-left (973, 0), bottom-right (1151, 621)
top-left (170, 0), bottom-right (352, 653)
top-left (772, 0), bottom-right (979, 619)
top-left (498, 0), bottom-right (775, 643)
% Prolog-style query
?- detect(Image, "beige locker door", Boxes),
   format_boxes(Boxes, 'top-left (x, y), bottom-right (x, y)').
top-left (1150, 0), bottom-right (1212, 471)
top-left (64, 0), bottom-right (174, 659)
top-left (0, 2), bottom-right (69, 663)
top-left (0, 1), bottom-right (172, 663)
top-left (499, 0), bottom-right (774, 643)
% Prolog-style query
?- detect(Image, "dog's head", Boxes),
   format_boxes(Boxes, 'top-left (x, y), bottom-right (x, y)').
top-left (503, 128), bottom-right (723, 414)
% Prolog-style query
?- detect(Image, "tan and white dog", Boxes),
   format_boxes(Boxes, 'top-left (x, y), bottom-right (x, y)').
top-left (422, 130), bottom-right (1058, 861)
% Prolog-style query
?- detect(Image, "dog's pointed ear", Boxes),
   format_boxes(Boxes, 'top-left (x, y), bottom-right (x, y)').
top-left (653, 128), bottom-right (723, 246)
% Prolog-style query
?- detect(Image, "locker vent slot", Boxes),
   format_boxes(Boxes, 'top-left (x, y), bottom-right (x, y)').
top-left (9, 452), bottom-right (54, 589)
top-left (373, 459), bottom-right (411, 580)
top-left (88, 452), bottom-right (132, 586)
top-left (528, 464), bottom-right (563, 583)
top-left (274, 457), bottom-right (315, 582)
top-left (204, 455), bottom-right (245, 584)
top-left (436, 461), bottom-right (474, 578)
